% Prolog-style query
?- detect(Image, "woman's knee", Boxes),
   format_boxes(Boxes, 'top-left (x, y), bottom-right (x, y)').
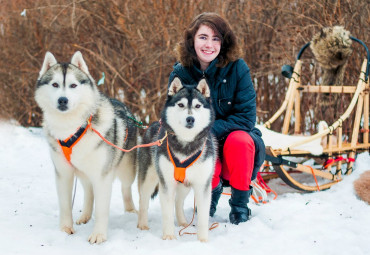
top-left (224, 131), bottom-right (255, 152)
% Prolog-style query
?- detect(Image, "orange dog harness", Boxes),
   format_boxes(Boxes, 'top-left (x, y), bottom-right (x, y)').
top-left (58, 116), bottom-right (92, 162)
top-left (166, 137), bottom-right (205, 183)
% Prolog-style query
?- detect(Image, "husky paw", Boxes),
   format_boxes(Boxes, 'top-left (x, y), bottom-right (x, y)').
top-left (137, 223), bottom-right (150, 230)
top-left (76, 214), bottom-right (91, 225)
top-left (61, 226), bottom-right (75, 235)
top-left (88, 232), bottom-right (107, 244)
top-left (198, 237), bottom-right (208, 243)
top-left (125, 208), bottom-right (138, 214)
top-left (162, 234), bottom-right (176, 240)
top-left (178, 221), bottom-right (188, 227)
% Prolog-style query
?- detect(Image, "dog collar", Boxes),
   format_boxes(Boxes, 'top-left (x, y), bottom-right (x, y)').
top-left (166, 137), bottom-right (206, 183)
top-left (58, 115), bottom-right (93, 162)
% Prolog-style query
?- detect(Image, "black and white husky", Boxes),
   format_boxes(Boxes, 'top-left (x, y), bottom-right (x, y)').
top-left (137, 77), bottom-right (217, 242)
top-left (35, 51), bottom-right (137, 244)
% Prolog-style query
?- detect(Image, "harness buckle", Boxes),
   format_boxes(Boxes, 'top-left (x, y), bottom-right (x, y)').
top-left (159, 131), bottom-right (168, 145)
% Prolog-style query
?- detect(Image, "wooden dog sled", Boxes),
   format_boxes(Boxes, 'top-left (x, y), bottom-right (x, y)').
top-left (262, 37), bottom-right (370, 192)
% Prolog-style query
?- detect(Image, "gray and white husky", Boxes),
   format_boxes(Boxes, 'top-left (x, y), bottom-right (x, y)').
top-left (137, 77), bottom-right (217, 242)
top-left (35, 51), bottom-right (137, 244)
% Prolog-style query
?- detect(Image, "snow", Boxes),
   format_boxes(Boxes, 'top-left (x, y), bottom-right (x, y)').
top-left (1, 121), bottom-right (370, 255)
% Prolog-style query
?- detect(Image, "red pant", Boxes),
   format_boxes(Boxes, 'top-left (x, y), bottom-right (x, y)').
top-left (212, 131), bottom-right (255, 191)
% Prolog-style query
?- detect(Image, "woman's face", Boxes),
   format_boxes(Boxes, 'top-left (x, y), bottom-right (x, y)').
top-left (194, 25), bottom-right (221, 71)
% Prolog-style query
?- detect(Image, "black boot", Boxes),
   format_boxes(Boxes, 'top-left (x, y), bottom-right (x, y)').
top-left (229, 186), bottom-right (252, 225)
top-left (210, 181), bottom-right (223, 217)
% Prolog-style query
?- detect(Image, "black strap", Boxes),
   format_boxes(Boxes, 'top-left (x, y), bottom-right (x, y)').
top-left (59, 123), bottom-right (88, 148)
top-left (168, 145), bottom-right (202, 168)
top-left (265, 154), bottom-right (298, 168)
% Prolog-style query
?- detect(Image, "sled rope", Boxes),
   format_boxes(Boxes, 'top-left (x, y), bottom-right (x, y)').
top-left (253, 172), bottom-right (278, 203)
top-left (72, 176), bottom-right (78, 209)
top-left (179, 197), bottom-right (219, 237)
top-left (251, 182), bottom-right (268, 203)
top-left (221, 172), bottom-right (277, 204)
top-left (306, 165), bottom-right (320, 191)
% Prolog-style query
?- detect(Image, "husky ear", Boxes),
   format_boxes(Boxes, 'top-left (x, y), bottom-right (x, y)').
top-left (197, 78), bottom-right (210, 98)
top-left (168, 77), bottom-right (183, 96)
top-left (39, 52), bottom-right (57, 78)
top-left (71, 51), bottom-right (90, 74)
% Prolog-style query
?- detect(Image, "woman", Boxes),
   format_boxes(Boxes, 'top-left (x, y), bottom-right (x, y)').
top-left (168, 12), bottom-right (265, 225)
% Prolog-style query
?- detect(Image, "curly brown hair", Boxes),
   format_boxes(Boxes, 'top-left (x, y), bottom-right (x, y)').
top-left (174, 12), bottom-right (242, 68)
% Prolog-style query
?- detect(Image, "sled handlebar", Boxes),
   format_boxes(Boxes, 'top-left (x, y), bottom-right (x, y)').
top-left (296, 42), bottom-right (311, 61)
top-left (296, 37), bottom-right (370, 82)
top-left (350, 36), bottom-right (370, 82)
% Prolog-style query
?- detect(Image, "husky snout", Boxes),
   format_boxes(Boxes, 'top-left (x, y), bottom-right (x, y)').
top-left (58, 96), bottom-right (68, 111)
top-left (186, 116), bottom-right (195, 128)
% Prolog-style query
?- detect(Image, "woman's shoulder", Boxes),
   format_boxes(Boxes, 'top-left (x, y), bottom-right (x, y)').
top-left (172, 62), bottom-right (184, 73)
top-left (169, 62), bottom-right (196, 85)
top-left (233, 58), bottom-right (250, 72)
top-left (220, 58), bottom-right (249, 77)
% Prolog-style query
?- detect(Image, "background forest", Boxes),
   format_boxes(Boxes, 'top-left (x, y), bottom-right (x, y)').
top-left (0, 0), bottom-right (369, 134)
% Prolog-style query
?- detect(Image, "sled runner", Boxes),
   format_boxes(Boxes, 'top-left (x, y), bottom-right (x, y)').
top-left (262, 37), bottom-right (369, 192)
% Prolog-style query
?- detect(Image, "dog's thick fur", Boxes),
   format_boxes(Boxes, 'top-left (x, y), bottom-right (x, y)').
top-left (35, 51), bottom-right (137, 244)
top-left (310, 26), bottom-right (353, 86)
top-left (137, 78), bottom-right (216, 242)
top-left (354, 171), bottom-right (370, 205)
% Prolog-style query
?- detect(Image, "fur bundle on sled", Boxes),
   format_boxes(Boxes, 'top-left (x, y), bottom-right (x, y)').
top-left (353, 171), bottom-right (370, 205)
top-left (310, 26), bottom-right (353, 86)
top-left (310, 26), bottom-right (353, 122)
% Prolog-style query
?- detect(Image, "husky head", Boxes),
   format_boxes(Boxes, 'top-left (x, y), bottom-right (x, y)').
top-left (162, 77), bottom-right (214, 142)
top-left (35, 51), bottom-right (99, 117)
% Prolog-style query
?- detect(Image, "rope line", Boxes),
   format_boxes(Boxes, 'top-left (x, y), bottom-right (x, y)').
top-left (306, 165), bottom-right (320, 191)
top-left (178, 197), bottom-right (219, 236)
top-left (89, 124), bottom-right (167, 152)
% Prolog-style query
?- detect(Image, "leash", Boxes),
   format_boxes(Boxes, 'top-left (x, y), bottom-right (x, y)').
top-left (88, 119), bottom-right (167, 152)
top-left (179, 197), bottom-right (219, 236)
top-left (58, 117), bottom-right (166, 163)
top-left (72, 176), bottom-right (78, 209)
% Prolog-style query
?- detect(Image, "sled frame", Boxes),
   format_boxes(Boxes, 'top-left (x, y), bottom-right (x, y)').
top-left (263, 48), bottom-right (369, 191)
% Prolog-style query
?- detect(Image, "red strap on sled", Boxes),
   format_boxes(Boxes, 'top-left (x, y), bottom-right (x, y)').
top-left (324, 156), bottom-right (356, 169)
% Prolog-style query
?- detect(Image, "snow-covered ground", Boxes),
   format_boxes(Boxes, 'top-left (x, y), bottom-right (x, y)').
top-left (1, 121), bottom-right (369, 255)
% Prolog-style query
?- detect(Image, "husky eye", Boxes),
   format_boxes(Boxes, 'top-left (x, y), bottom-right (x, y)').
top-left (195, 104), bottom-right (201, 109)
top-left (52, 83), bottom-right (59, 88)
top-left (178, 103), bottom-right (184, 108)
top-left (70, 84), bottom-right (77, 88)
